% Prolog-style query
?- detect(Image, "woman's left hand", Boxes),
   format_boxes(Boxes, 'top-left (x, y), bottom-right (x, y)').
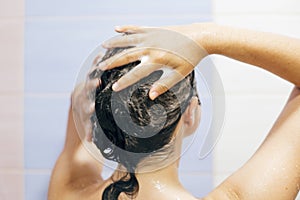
top-left (98, 25), bottom-right (208, 100)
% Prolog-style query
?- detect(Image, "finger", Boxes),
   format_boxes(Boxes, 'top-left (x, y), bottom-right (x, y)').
top-left (88, 66), bottom-right (103, 80)
top-left (114, 25), bottom-right (145, 34)
top-left (85, 78), bottom-right (101, 101)
top-left (85, 78), bottom-right (101, 92)
top-left (149, 70), bottom-right (185, 100)
top-left (88, 102), bottom-right (95, 115)
top-left (112, 61), bottom-right (159, 91)
top-left (102, 34), bottom-right (144, 48)
top-left (93, 52), bottom-right (104, 65)
top-left (72, 82), bottom-right (85, 101)
top-left (84, 122), bottom-right (93, 142)
top-left (86, 130), bottom-right (93, 142)
top-left (87, 53), bottom-right (104, 80)
top-left (97, 48), bottom-right (145, 70)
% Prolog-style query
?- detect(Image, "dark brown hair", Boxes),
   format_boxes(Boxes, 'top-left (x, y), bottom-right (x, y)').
top-left (91, 47), bottom-right (198, 200)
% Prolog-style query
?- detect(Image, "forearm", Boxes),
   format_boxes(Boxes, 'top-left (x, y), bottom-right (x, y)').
top-left (50, 106), bottom-right (103, 187)
top-left (65, 106), bottom-right (103, 179)
top-left (197, 23), bottom-right (300, 87)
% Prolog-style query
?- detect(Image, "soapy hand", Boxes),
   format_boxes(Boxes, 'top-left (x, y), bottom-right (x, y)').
top-left (99, 25), bottom-right (207, 100)
top-left (71, 53), bottom-right (103, 142)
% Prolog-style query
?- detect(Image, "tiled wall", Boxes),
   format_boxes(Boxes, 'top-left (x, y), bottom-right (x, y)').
top-left (212, 1), bottom-right (300, 199)
top-left (1, 0), bottom-right (214, 199)
top-left (1, 0), bottom-right (300, 199)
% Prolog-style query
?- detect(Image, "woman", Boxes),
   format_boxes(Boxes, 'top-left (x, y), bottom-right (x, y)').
top-left (48, 23), bottom-right (300, 200)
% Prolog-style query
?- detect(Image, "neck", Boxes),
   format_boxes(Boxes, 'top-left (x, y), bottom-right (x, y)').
top-left (110, 126), bottom-right (197, 199)
top-left (111, 144), bottom-right (182, 187)
top-left (136, 159), bottom-right (182, 190)
top-left (111, 159), bottom-right (190, 199)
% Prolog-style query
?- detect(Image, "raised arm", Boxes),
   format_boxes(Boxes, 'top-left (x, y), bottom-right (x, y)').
top-left (100, 23), bottom-right (300, 98)
top-left (101, 23), bottom-right (300, 199)
top-left (48, 106), bottom-right (104, 200)
top-left (200, 24), bottom-right (300, 200)
top-left (48, 54), bottom-right (105, 199)
top-left (202, 23), bottom-right (300, 87)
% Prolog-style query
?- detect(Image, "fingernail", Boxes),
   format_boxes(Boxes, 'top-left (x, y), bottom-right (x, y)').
top-left (149, 91), bottom-right (158, 100)
top-left (115, 26), bottom-right (121, 30)
top-left (112, 82), bottom-right (119, 91)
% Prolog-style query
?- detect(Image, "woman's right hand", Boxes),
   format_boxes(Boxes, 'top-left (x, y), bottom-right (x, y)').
top-left (98, 24), bottom-right (210, 100)
top-left (71, 53), bottom-right (103, 142)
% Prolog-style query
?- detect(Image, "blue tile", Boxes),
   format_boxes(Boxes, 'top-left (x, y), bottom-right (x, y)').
top-left (178, 114), bottom-right (214, 172)
top-left (24, 19), bottom-right (109, 93)
top-left (102, 164), bottom-right (116, 180)
top-left (26, 0), bottom-right (211, 17)
top-left (25, 173), bottom-right (50, 200)
top-left (24, 96), bottom-right (70, 169)
top-left (179, 146), bottom-right (213, 172)
top-left (179, 172), bottom-right (213, 198)
top-left (25, 16), bottom-right (211, 93)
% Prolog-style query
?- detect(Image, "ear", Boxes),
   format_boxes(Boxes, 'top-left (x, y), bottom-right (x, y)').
top-left (182, 97), bottom-right (201, 136)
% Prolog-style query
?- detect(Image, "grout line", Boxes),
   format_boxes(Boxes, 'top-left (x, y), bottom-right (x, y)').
top-left (0, 16), bottom-right (25, 21)
top-left (24, 169), bottom-right (52, 174)
top-left (0, 169), bottom-right (25, 174)
top-left (0, 91), bottom-right (24, 96)
top-left (0, 169), bottom-right (53, 176)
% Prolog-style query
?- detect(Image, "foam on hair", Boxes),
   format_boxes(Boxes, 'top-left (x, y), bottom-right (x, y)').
top-left (91, 47), bottom-right (198, 200)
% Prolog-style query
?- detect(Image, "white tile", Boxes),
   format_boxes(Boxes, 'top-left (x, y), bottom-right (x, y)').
top-left (213, 172), bottom-right (232, 187)
top-left (211, 15), bottom-right (299, 95)
top-left (213, 94), bottom-right (289, 173)
top-left (0, 19), bottom-right (24, 93)
top-left (214, 15), bottom-right (300, 38)
top-left (214, 0), bottom-right (300, 14)
top-left (211, 55), bottom-right (293, 95)
top-left (0, 0), bottom-right (24, 17)
top-left (296, 192), bottom-right (300, 200)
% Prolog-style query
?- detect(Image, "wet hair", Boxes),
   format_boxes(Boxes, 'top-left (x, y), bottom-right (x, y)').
top-left (91, 47), bottom-right (199, 200)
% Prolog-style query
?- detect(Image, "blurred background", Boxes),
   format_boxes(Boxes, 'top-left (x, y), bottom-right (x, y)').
top-left (0, 0), bottom-right (299, 199)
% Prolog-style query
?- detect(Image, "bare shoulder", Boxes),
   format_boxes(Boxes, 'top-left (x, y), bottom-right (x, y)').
top-left (204, 87), bottom-right (300, 200)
